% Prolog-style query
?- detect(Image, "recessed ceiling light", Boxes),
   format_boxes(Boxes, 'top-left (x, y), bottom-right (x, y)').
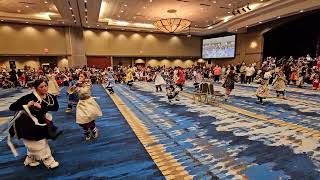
top-left (17, 10), bottom-right (21, 12)
top-left (0, 20), bottom-right (4, 22)
top-left (259, 21), bottom-right (262, 24)
top-left (228, 3), bottom-right (231, 6)
top-left (26, 22), bottom-right (29, 23)
top-left (124, 4), bottom-right (127, 7)
top-left (228, 11), bottom-right (231, 14)
top-left (120, 10), bottom-right (124, 13)
top-left (300, 10), bottom-right (304, 13)
top-left (212, 1), bottom-right (216, 3)
top-left (74, 20), bottom-right (76, 22)
top-left (277, 16), bottom-right (281, 19)
top-left (246, 25), bottom-right (249, 28)
top-left (85, 9), bottom-right (87, 12)
top-left (143, 6), bottom-right (146, 9)
top-left (97, 25), bottom-right (99, 26)
top-left (69, 7), bottom-right (72, 10)
top-left (26, 5), bottom-right (29, 8)
top-left (118, 15), bottom-right (121, 18)
top-left (44, 1), bottom-right (48, 4)
top-left (72, 14), bottom-right (75, 16)
top-left (62, 22), bottom-right (64, 24)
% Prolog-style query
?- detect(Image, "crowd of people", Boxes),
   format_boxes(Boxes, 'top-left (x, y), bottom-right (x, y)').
top-left (1, 54), bottom-right (319, 169)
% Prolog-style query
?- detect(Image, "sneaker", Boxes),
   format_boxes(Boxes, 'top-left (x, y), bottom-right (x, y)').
top-left (65, 108), bottom-right (72, 113)
top-left (24, 155), bottom-right (40, 167)
top-left (92, 128), bottom-right (99, 139)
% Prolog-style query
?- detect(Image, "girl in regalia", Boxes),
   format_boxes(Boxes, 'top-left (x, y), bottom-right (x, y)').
top-left (76, 72), bottom-right (102, 141)
top-left (47, 69), bottom-right (60, 96)
top-left (106, 67), bottom-right (115, 94)
top-left (256, 71), bottom-right (271, 104)
top-left (154, 70), bottom-right (165, 92)
top-left (65, 74), bottom-right (79, 113)
top-left (8, 79), bottom-right (61, 169)
top-left (222, 67), bottom-right (236, 101)
top-left (125, 66), bottom-right (134, 89)
top-left (312, 73), bottom-right (319, 90)
top-left (272, 71), bottom-right (287, 98)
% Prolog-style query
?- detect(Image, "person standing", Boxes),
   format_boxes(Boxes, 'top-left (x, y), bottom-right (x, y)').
top-left (9, 79), bottom-right (60, 168)
top-left (175, 67), bottom-right (186, 91)
top-left (47, 69), bottom-right (60, 96)
top-left (125, 66), bottom-right (134, 89)
top-left (272, 71), bottom-right (287, 98)
top-left (213, 65), bottom-right (222, 82)
top-left (245, 64), bottom-right (255, 84)
top-left (154, 70), bottom-right (165, 92)
top-left (239, 63), bottom-right (246, 84)
top-left (76, 72), bottom-right (102, 141)
top-left (222, 67), bottom-right (236, 101)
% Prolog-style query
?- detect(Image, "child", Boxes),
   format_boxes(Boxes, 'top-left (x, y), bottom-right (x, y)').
top-left (312, 74), bottom-right (319, 90)
top-left (165, 71), bottom-right (180, 102)
top-left (106, 67), bottom-right (115, 94)
top-left (76, 72), bottom-right (102, 141)
top-left (154, 70), bottom-right (165, 92)
top-left (272, 71), bottom-right (286, 98)
top-left (256, 71), bottom-right (271, 104)
top-left (65, 74), bottom-right (79, 113)
top-left (222, 67), bottom-right (236, 101)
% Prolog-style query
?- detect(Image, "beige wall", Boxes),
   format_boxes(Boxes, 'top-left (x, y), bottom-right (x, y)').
top-left (210, 31), bottom-right (264, 67)
top-left (0, 56), bottom-right (40, 70)
top-left (84, 30), bottom-right (201, 57)
top-left (146, 58), bottom-right (196, 68)
top-left (0, 23), bottom-right (68, 55)
top-left (0, 56), bottom-right (68, 70)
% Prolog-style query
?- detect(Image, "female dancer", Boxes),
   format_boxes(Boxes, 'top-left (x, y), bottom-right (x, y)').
top-left (272, 71), bottom-right (287, 98)
top-left (47, 69), bottom-right (60, 96)
top-left (256, 72), bottom-right (271, 104)
top-left (125, 66), bottom-right (134, 89)
top-left (154, 70), bottom-right (165, 92)
top-left (9, 79), bottom-right (60, 168)
top-left (105, 67), bottom-right (115, 94)
top-left (222, 67), bottom-right (236, 101)
top-left (76, 72), bottom-right (102, 141)
top-left (65, 74), bottom-right (79, 113)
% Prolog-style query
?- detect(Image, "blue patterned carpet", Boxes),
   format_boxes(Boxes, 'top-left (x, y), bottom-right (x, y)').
top-left (113, 81), bottom-right (320, 180)
top-left (1, 81), bottom-right (320, 179)
top-left (0, 86), bottom-right (163, 179)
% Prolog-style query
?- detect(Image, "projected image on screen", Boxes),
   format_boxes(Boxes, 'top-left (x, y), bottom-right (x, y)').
top-left (202, 35), bottom-right (236, 58)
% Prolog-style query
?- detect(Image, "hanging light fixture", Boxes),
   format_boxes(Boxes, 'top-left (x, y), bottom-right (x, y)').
top-left (153, 9), bottom-right (191, 33)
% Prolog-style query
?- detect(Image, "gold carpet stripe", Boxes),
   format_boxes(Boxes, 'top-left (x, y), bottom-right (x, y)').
top-left (0, 117), bottom-right (7, 126)
top-left (181, 92), bottom-right (320, 138)
top-left (104, 87), bottom-right (192, 180)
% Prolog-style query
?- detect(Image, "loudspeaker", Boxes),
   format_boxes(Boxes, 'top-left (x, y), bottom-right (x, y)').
top-left (9, 61), bottom-right (16, 69)
top-left (208, 59), bottom-right (211, 64)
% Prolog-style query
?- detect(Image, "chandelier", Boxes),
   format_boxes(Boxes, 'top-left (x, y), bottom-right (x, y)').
top-left (153, 9), bottom-right (191, 33)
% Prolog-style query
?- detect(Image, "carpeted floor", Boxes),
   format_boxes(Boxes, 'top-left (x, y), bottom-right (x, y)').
top-left (0, 85), bottom-right (164, 180)
top-left (113, 81), bottom-right (320, 180)
top-left (0, 81), bottom-right (319, 179)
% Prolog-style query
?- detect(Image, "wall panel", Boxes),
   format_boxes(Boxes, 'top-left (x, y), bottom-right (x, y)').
top-left (0, 23), bottom-right (67, 55)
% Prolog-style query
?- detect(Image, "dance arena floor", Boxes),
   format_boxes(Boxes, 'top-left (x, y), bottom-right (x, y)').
top-left (0, 81), bottom-right (319, 179)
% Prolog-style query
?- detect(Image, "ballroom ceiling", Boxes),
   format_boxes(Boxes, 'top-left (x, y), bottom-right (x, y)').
top-left (0, 0), bottom-right (319, 35)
